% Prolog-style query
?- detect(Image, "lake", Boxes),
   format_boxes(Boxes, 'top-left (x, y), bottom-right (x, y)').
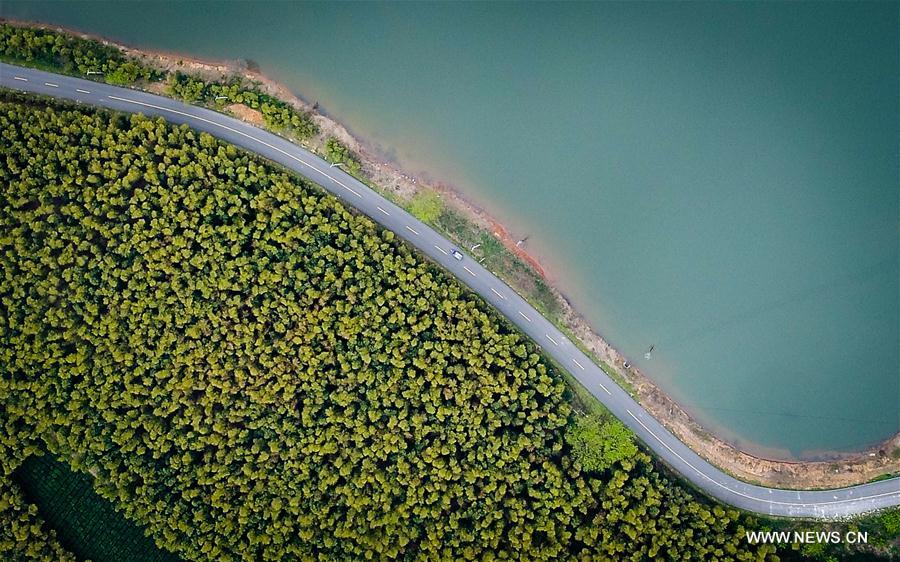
top-left (3, 1), bottom-right (896, 460)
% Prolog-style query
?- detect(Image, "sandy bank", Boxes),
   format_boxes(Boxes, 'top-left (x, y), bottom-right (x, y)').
top-left (7, 18), bottom-right (898, 491)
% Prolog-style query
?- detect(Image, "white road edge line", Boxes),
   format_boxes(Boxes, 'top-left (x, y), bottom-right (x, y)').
top-left (623, 410), bottom-right (894, 506)
top-left (434, 245), bottom-right (449, 256)
top-left (490, 287), bottom-right (506, 299)
top-left (44, 82), bottom-right (58, 87)
top-left (104, 95), bottom-right (361, 203)
top-left (13, 76), bottom-right (27, 81)
top-left (76, 88), bottom-right (91, 94)
top-left (546, 334), bottom-right (559, 346)
top-left (463, 266), bottom-right (476, 277)
top-left (341, 184), bottom-right (363, 197)
top-left (4, 83), bottom-right (887, 512)
top-left (405, 225), bottom-right (419, 236)
top-left (376, 206), bottom-right (390, 216)
top-left (518, 310), bottom-right (532, 322)
top-left (572, 358), bottom-right (585, 370)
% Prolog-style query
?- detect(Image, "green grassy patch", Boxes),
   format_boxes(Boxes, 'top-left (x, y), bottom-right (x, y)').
top-left (13, 455), bottom-right (182, 562)
top-left (408, 191), bottom-right (444, 223)
top-left (868, 472), bottom-right (900, 484)
top-left (432, 206), bottom-right (562, 319)
top-left (561, 371), bottom-right (610, 419)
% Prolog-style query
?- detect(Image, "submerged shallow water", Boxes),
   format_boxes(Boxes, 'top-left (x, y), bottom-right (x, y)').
top-left (4, 1), bottom-right (897, 459)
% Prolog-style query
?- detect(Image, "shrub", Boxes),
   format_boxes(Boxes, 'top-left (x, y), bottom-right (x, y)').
top-left (409, 191), bottom-right (444, 223)
top-left (565, 414), bottom-right (638, 473)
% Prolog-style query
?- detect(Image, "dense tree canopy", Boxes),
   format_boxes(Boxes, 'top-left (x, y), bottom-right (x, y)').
top-left (167, 72), bottom-right (318, 139)
top-left (566, 414), bottom-right (638, 474)
top-left (0, 478), bottom-right (74, 561)
top-left (0, 94), bottom-right (778, 561)
top-left (0, 23), bottom-right (156, 84)
top-left (324, 137), bottom-right (361, 175)
top-left (0, 23), bottom-right (317, 139)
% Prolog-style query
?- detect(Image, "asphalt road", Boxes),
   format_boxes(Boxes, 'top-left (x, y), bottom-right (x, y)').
top-left (3, 62), bottom-right (897, 519)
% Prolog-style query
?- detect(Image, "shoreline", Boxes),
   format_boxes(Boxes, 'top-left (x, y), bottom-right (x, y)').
top-left (8, 18), bottom-right (899, 491)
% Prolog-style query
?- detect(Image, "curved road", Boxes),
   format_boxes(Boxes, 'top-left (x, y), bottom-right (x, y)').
top-left (3, 63), bottom-right (897, 519)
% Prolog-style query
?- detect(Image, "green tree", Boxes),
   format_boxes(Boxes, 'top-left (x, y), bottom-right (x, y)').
top-left (324, 137), bottom-right (361, 174)
top-left (104, 61), bottom-right (142, 85)
top-left (0, 91), bottom-right (779, 562)
top-left (566, 413), bottom-right (638, 473)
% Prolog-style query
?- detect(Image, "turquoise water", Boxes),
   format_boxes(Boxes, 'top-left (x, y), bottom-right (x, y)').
top-left (3, 2), bottom-right (897, 460)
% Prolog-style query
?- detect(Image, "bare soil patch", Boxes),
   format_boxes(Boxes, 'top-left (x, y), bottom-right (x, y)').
top-left (8, 17), bottom-right (897, 490)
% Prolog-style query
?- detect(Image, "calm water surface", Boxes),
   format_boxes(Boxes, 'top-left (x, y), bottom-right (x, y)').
top-left (4, 1), bottom-right (897, 459)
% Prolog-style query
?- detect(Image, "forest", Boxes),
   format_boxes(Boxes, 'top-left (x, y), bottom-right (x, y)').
top-left (0, 22), bottom-right (319, 141)
top-left (0, 91), bottom-right (787, 561)
top-left (166, 72), bottom-right (318, 139)
top-left (12, 454), bottom-right (182, 562)
top-left (0, 22), bottom-right (157, 84)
